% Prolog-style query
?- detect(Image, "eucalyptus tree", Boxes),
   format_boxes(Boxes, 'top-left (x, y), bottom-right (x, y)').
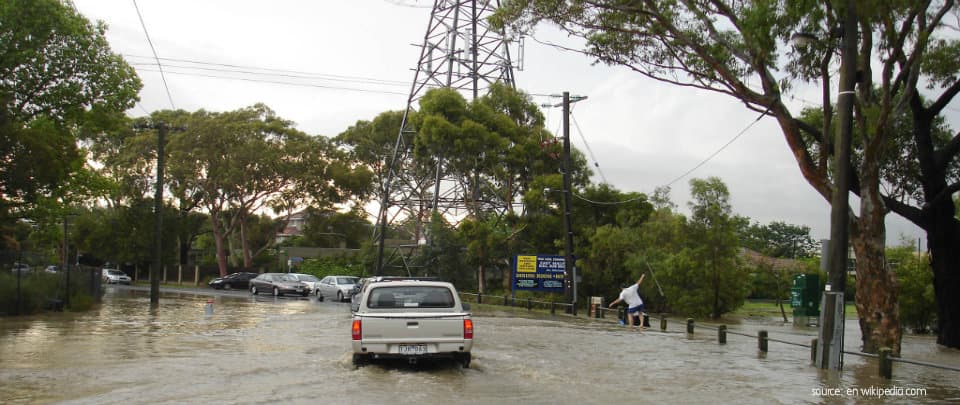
top-left (1, 0), bottom-right (140, 248)
top-left (167, 104), bottom-right (371, 276)
top-left (493, 0), bottom-right (960, 352)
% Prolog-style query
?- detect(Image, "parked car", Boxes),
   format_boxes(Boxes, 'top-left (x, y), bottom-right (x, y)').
top-left (11, 263), bottom-right (31, 275)
top-left (208, 272), bottom-right (258, 290)
top-left (102, 268), bottom-right (131, 285)
top-left (350, 277), bottom-right (374, 312)
top-left (287, 273), bottom-right (321, 295)
top-left (249, 273), bottom-right (309, 297)
top-left (44, 265), bottom-right (58, 274)
top-left (351, 278), bottom-right (472, 367)
top-left (317, 275), bottom-right (360, 302)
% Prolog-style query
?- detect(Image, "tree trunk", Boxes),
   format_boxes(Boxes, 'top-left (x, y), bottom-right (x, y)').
top-left (851, 165), bottom-right (902, 355)
top-left (927, 201), bottom-right (960, 348)
top-left (240, 219), bottom-right (253, 270)
top-left (210, 213), bottom-right (228, 277)
top-left (774, 273), bottom-right (788, 323)
top-left (477, 262), bottom-right (485, 294)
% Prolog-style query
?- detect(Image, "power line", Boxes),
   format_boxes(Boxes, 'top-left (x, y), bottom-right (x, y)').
top-left (381, 0), bottom-right (432, 8)
top-left (572, 192), bottom-right (647, 206)
top-left (662, 108), bottom-right (770, 188)
top-left (570, 110), bottom-right (609, 184)
top-left (135, 102), bottom-right (151, 116)
top-left (132, 0), bottom-right (175, 110)
top-left (128, 62), bottom-right (410, 88)
top-left (133, 67), bottom-right (409, 96)
top-left (123, 54), bottom-right (410, 86)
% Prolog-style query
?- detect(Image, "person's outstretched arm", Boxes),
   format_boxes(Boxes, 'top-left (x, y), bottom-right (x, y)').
top-left (637, 274), bottom-right (646, 286)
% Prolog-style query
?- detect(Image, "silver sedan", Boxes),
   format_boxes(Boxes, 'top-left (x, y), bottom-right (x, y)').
top-left (316, 275), bottom-right (360, 302)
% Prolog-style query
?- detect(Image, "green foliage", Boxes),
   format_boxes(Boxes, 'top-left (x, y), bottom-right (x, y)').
top-left (0, 271), bottom-right (96, 315)
top-left (299, 255), bottom-right (366, 279)
top-left (889, 240), bottom-right (936, 333)
top-left (494, 0), bottom-right (960, 346)
top-left (420, 213), bottom-right (471, 286)
top-left (299, 207), bottom-right (372, 249)
top-left (160, 104), bottom-right (372, 274)
top-left (736, 219), bottom-right (818, 258)
top-left (0, 0), bottom-right (141, 123)
top-left (1, 0), bottom-right (140, 247)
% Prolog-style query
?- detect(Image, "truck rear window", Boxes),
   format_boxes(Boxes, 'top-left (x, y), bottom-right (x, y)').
top-left (368, 286), bottom-right (455, 309)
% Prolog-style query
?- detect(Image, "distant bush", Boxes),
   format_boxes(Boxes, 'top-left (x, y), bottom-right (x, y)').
top-left (0, 271), bottom-right (97, 316)
top-left (299, 256), bottom-right (366, 279)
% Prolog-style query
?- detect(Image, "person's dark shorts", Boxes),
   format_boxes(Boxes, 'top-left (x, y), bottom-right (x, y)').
top-left (627, 305), bottom-right (645, 326)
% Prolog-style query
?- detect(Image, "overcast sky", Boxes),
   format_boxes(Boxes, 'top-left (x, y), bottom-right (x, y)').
top-left (71, 0), bottom-right (951, 248)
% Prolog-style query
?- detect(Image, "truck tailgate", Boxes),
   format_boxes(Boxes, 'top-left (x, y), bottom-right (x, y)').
top-left (360, 313), bottom-right (467, 341)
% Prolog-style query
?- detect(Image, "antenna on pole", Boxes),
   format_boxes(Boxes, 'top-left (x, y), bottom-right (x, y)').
top-left (374, 0), bottom-right (519, 276)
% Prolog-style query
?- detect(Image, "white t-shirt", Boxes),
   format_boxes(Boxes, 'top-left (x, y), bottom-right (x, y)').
top-left (619, 283), bottom-right (643, 307)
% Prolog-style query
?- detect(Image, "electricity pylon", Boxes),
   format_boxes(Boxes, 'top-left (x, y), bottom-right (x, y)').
top-left (374, 0), bottom-right (519, 275)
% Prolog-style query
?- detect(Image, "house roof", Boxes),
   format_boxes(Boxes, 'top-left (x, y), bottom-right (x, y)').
top-left (740, 248), bottom-right (806, 272)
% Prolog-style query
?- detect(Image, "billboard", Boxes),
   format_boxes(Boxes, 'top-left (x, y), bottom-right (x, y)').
top-left (512, 254), bottom-right (566, 292)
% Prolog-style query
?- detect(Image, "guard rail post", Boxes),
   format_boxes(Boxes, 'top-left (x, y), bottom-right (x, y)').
top-left (879, 347), bottom-right (893, 379)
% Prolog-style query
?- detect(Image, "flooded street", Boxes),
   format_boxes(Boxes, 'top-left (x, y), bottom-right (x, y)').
top-left (1, 287), bottom-right (958, 404)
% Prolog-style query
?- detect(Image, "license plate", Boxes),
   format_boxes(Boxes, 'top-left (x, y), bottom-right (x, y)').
top-left (398, 344), bottom-right (427, 355)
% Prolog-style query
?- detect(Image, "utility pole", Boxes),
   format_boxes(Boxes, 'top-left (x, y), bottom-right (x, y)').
top-left (561, 91), bottom-right (587, 315)
top-left (151, 122), bottom-right (167, 305)
top-left (817, 0), bottom-right (857, 371)
top-left (134, 120), bottom-right (183, 305)
top-left (63, 215), bottom-right (70, 308)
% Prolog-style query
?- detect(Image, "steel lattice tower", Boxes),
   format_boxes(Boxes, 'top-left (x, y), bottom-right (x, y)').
top-left (375, 0), bottom-right (519, 275)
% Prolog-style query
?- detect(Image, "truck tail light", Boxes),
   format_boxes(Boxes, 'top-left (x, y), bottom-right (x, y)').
top-left (352, 319), bottom-right (362, 340)
top-left (463, 319), bottom-right (473, 339)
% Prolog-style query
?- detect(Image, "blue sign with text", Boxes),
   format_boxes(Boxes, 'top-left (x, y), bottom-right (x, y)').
top-left (512, 254), bottom-right (566, 293)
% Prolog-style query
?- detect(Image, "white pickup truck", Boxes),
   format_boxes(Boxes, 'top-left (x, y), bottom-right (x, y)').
top-left (351, 279), bottom-right (473, 367)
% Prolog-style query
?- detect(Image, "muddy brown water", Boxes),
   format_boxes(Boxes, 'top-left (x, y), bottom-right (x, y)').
top-left (1, 286), bottom-right (958, 404)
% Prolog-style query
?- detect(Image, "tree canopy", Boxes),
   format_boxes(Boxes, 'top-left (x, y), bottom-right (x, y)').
top-left (493, 0), bottom-right (960, 351)
top-left (1, 0), bottom-right (140, 248)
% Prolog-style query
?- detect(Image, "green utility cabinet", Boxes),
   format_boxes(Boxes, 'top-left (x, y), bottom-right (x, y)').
top-left (790, 273), bottom-right (821, 320)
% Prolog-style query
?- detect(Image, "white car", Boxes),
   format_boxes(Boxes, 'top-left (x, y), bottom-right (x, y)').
top-left (351, 279), bottom-right (472, 367)
top-left (102, 268), bottom-right (131, 285)
top-left (11, 263), bottom-right (31, 275)
top-left (317, 275), bottom-right (359, 302)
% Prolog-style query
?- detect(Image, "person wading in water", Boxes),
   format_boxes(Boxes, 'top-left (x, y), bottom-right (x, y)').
top-left (609, 274), bottom-right (646, 331)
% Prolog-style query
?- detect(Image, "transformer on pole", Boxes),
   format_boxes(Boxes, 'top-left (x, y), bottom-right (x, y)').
top-left (375, 0), bottom-right (519, 276)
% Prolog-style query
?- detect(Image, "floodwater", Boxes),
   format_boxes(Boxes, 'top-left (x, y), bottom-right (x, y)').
top-left (1, 287), bottom-right (958, 405)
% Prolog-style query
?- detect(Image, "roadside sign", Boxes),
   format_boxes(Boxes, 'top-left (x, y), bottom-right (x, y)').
top-left (512, 254), bottom-right (565, 293)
